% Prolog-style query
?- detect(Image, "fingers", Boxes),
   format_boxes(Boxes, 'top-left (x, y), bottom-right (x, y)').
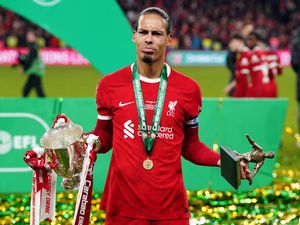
top-left (240, 161), bottom-right (252, 182)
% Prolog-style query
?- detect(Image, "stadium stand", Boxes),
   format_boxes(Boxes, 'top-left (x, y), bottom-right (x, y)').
top-left (1, 0), bottom-right (300, 49)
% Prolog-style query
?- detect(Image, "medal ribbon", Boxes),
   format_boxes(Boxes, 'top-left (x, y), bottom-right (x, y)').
top-left (132, 63), bottom-right (168, 156)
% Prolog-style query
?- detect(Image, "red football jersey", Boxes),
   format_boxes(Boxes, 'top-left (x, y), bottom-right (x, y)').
top-left (264, 50), bottom-right (282, 97)
top-left (96, 64), bottom-right (202, 220)
top-left (233, 47), bottom-right (251, 97)
top-left (248, 47), bottom-right (270, 97)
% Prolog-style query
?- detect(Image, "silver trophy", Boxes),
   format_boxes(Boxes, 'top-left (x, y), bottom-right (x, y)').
top-left (40, 123), bottom-right (87, 190)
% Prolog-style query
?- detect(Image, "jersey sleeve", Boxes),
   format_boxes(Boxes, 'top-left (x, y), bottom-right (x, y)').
top-left (96, 78), bottom-right (113, 120)
top-left (183, 81), bottom-right (202, 128)
top-left (86, 78), bottom-right (113, 153)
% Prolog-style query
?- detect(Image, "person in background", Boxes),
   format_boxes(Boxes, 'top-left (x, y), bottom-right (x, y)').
top-left (256, 34), bottom-right (282, 98)
top-left (225, 23), bottom-right (254, 96)
top-left (246, 31), bottom-right (270, 97)
top-left (21, 29), bottom-right (46, 97)
top-left (225, 33), bottom-right (251, 97)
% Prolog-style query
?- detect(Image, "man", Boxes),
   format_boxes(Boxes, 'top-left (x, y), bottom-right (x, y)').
top-left (225, 33), bottom-right (251, 97)
top-left (264, 48), bottom-right (282, 98)
top-left (21, 29), bottom-right (46, 97)
top-left (246, 31), bottom-right (270, 97)
top-left (256, 36), bottom-right (282, 98)
top-left (92, 7), bottom-right (250, 225)
top-left (225, 23), bottom-right (254, 96)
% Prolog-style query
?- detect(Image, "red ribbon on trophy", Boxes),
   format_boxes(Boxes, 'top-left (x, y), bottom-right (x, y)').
top-left (72, 135), bottom-right (98, 225)
top-left (24, 147), bottom-right (57, 225)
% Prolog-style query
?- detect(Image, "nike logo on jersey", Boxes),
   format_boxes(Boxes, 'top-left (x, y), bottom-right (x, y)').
top-left (119, 101), bottom-right (134, 107)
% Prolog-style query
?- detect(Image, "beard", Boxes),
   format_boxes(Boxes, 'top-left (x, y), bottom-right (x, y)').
top-left (141, 55), bottom-right (153, 64)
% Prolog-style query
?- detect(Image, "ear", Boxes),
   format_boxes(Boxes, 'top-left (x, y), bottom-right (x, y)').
top-left (132, 31), bottom-right (137, 43)
top-left (167, 34), bottom-right (171, 47)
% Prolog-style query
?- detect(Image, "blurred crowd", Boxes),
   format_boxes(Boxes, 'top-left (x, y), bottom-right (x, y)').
top-left (118, 0), bottom-right (300, 50)
top-left (1, 0), bottom-right (300, 50)
top-left (0, 7), bottom-right (65, 48)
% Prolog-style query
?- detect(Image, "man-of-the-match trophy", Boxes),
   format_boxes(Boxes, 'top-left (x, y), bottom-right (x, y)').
top-left (24, 115), bottom-right (100, 225)
top-left (220, 134), bottom-right (275, 189)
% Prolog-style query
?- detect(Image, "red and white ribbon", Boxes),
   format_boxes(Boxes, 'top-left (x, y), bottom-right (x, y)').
top-left (72, 134), bottom-right (98, 225)
top-left (25, 147), bottom-right (57, 225)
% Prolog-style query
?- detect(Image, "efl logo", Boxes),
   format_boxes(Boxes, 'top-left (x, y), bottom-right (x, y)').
top-left (123, 120), bottom-right (134, 139)
top-left (0, 112), bottom-right (49, 173)
top-left (33, 0), bottom-right (61, 6)
top-left (0, 130), bottom-right (37, 155)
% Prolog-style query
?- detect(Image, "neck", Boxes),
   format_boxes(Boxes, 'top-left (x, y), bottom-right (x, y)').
top-left (136, 60), bottom-right (165, 79)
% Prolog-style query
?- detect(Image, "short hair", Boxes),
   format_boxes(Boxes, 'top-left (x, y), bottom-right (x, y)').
top-left (231, 33), bottom-right (245, 42)
top-left (248, 31), bottom-right (263, 41)
top-left (134, 7), bottom-right (172, 35)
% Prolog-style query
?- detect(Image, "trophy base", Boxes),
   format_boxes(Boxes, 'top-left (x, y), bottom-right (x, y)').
top-left (220, 146), bottom-right (241, 189)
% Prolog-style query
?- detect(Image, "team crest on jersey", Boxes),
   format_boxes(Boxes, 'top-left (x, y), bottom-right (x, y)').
top-left (167, 101), bottom-right (177, 117)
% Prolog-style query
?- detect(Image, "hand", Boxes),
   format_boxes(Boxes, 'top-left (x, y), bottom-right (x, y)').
top-left (240, 160), bottom-right (252, 183)
top-left (224, 81), bottom-right (236, 96)
top-left (52, 114), bottom-right (73, 128)
top-left (217, 159), bottom-right (221, 167)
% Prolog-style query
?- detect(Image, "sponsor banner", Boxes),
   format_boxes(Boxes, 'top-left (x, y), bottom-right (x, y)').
top-left (167, 50), bottom-right (227, 66)
top-left (167, 50), bottom-right (291, 67)
top-left (0, 48), bottom-right (89, 66)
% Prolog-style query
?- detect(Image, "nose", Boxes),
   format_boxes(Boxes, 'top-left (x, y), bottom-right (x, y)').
top-left (145, 33), bottom-right (153, 44)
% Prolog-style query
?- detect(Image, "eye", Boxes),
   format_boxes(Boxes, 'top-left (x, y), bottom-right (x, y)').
top-left (138, 30), bottom-right (148, 35)
top-left (152, 31), bottom-right (163, 36)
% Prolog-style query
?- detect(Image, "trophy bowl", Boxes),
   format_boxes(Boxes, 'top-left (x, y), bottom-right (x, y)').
top-left (40, 123), bottom-right (87, 190)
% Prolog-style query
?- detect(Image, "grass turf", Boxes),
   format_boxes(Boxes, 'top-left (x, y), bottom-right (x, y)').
top-left (0, 65), bottom-right (299, 175)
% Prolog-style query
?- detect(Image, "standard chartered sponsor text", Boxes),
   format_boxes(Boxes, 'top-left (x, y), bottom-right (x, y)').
top-left (137, 124), bottom-right (174, 140)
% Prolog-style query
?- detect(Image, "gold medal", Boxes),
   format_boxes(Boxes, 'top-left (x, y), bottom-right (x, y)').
top-left (143, 158), bottom-right (154, 170)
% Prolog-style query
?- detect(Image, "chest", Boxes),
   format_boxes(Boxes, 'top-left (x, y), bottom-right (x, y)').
top-left (109, 81), bottom-right (185, 127)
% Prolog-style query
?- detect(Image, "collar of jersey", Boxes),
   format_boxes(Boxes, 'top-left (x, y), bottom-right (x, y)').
top-left (130, 63), bottom-right (171, 83)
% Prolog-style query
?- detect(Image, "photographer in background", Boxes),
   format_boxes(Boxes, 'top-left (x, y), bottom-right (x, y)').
top-left (20, 29), bottom-right (46, 97)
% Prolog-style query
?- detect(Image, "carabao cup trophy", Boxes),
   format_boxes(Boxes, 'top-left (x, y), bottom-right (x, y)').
top-left (24, 115), bottom-right (100, 225)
